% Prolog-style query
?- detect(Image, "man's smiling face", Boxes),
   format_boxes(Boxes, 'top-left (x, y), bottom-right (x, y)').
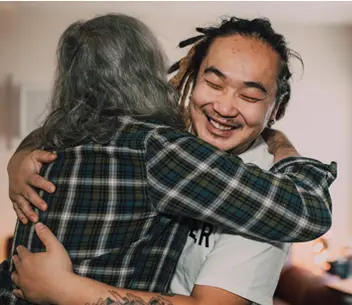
top-left (190, 35), bottom-right (281, 154)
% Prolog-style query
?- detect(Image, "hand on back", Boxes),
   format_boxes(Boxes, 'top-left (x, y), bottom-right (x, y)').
top-left (262, 128), bottom-right (300, 163)
top-left (7, 149), bottom-right (57, 223)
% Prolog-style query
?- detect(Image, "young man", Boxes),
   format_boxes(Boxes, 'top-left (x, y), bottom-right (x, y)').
top-left (6, 16), bottom-right (336, 305)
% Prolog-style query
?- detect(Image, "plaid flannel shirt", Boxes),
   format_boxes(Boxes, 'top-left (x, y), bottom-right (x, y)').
top-left (0, 116), bottom-right (337, 304)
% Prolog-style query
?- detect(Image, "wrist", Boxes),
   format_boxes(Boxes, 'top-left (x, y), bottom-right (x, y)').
top-left (50, 272), bottom-right (80, 305)
top-left (274, 146), bottom-right (300, 163)
top-left (54, 272), bottom-right (115, 305)
top-left (273, 142), bottom-right (295, 154)
top-left (7, 149), bottom-right (31, 176)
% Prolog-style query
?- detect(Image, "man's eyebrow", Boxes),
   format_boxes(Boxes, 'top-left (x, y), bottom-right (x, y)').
top-left (204, 66), bottom-right (226, 79)
top-left (243, 81), bottom-right (268, 95)
top-left (204, 66), bottom-right (268, 95)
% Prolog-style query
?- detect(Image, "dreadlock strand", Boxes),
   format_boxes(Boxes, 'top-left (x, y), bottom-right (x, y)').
top-left (169, 56), bottom-right (189, 89)
top-left (196, 27), bottom-right (218, 36)
top-left (179, 73), bottom-right (194, 128)
top-left (179, 72), bottom-right (194, 109)
top-left (179, 34), bottom-right (204, 48)
top-left (169, 44), bottom-right (196, 89)
top-left (168, 60), bottom-right (181, 74)
top-left (169, 37), bottom-right (206, 89)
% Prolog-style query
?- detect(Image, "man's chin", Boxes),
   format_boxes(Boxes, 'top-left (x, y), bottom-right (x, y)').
top-left (199, 129), bottom-right (256, 155)
top-left (204, 137), bottom-right (237, 152)
top-left (196, 129), bottom-right (239, 151)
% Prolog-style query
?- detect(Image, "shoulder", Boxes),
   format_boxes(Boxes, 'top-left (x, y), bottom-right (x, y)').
top-left (213, 233), bottom-right (290, 260)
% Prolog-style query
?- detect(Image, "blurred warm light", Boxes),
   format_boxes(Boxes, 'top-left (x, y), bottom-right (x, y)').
top-left (322, 261), bottom-right (331, 271)
top-left (313, 249), bottom-right (329, 265)
top-left (311, 237), bottom-right (331, 276)
top-left (313, 241), bottom-right (324, 253)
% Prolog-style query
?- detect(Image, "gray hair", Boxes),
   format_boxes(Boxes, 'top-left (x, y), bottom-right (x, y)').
top-left (41, 14), bottom-right (184, 149)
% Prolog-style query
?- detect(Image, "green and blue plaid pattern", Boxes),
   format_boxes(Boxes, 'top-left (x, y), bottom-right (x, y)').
top-left (146, 127), bottom-right (336, 241)
top-left (1, 116), bottom-right (336, 304)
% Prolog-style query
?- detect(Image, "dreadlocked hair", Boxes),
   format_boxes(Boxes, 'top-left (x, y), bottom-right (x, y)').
top-left (169, 16), bottom-right (303, 122)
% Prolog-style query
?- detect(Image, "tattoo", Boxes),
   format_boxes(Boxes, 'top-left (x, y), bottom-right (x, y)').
top-left (86, 290), bottom-right (174, 305)
top-left (15, 128), bottom-right (42, 153)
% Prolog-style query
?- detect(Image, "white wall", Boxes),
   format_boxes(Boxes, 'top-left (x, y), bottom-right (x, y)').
top-left (274, 25), bottom-right (352, 266)
top-left (0, 3), bottom-right (351, 263)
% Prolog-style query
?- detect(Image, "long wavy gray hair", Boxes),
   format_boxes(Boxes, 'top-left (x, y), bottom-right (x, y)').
top-left (40, 14), bottom-right (184, 149)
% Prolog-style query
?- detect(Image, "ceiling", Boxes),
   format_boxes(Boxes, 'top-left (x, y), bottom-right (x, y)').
top-left (2, 1), bottom-right (352, 26)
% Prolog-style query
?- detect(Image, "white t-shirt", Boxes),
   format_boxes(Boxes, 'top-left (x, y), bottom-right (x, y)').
top-left (170, 136), bottom-right (291, 305)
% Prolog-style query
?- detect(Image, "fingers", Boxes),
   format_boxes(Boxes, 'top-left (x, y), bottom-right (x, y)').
top-left (27, 174), bottom-right (55, 194)
top-left (16, 246), bottom-right (31, 259)
top-left (12, 201), bottom-right (29, 224)
top-left (12, 256), bottom-right (21, 271)
top-left (35, 223), bottom-right (62, 251)
top-left (11, 271), bottom-right (19, 287)
top-left (12, 289), bottom-right (25, 300)
top-left (19, 182), bottom-right (49, 210)
top-left (14, 195), bottom-right (39, 222)
top-left (12, 247), bottom-right (31, 277)
top-left (32, 150), bottom-right (57, 164)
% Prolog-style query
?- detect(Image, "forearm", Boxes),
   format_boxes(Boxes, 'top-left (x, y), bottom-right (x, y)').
top-left (55, 273), bottom-right (198, 305)
top-left (159, 160), bottom-right (333, 241)
top-left (273, 144), bottom-right (300, 163)
top-left (148, 129), bottom-right (337, 242)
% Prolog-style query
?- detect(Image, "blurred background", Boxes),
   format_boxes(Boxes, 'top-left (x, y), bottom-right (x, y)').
top-left (0, 1), bottom-right (352, 285)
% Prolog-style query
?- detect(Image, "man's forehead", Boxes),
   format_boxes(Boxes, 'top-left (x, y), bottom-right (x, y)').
top-left (208, 35), bottom-right (273, 53)
top-left (203, 36), bottom-right (280, 87)
top-left (206, 36), bottom-right (279, 65)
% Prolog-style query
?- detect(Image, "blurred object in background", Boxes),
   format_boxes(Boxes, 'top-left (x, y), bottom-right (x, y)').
top-left (327, 240), bottom-right (352, 279)
top-left (313, 237), bottom-right (331, 274)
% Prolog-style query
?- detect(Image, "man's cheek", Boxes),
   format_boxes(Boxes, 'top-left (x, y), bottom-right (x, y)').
top-left (193, 86), bottom-right (212, 104)
top-left (243, 108), bottom-right (267, 127)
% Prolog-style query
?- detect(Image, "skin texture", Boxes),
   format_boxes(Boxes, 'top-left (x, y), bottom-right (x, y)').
top-left (190, 35), bottom-right (281, 154)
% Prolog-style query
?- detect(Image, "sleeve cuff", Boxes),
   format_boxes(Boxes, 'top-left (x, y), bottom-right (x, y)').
top-left (269, 157), bottom-right (337, 185)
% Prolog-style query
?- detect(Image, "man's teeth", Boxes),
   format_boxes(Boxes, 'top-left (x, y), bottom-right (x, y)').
top-left (210, 119), bottom-right (232, 131)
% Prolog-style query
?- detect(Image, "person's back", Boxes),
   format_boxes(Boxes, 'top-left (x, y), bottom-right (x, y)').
top-left (0, 13), bottom-right (187, 304)
top-left (12, 117), bottom-right (188, 292)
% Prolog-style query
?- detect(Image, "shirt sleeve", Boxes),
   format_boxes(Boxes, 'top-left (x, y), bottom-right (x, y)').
top-left (194, 234), bottom-right (291, 305)
top-left (145, 127), bottom-right (337, 242)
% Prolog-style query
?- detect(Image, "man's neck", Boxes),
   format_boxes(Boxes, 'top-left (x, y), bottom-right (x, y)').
top-left (227, 139), bottom-right (256, 156)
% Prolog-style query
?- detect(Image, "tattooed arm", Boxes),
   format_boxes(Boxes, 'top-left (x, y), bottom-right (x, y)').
top-left (50, 274), bottom-right (249, 305)
top-left (12, 224), bottom-right (248, 305)
top-left (85, 290), bottom-right (176, 305)
top-left (13, 267), bottom-right (249, 305)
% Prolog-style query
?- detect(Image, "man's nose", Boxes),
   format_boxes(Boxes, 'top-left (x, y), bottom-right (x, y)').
top-left (212, 96), bottom-right (239, 118)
